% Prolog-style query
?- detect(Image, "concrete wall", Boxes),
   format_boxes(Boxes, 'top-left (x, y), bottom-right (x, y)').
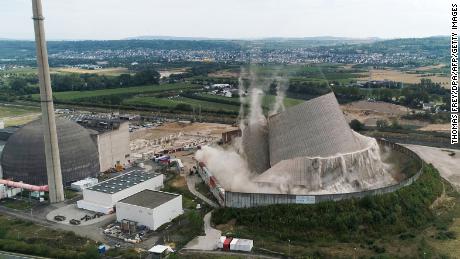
top-left (268, 93), bottom-right (362, 166)
top-left (152, 195), bottom-right (183, 230)
top-left (116, 202), bottom-right (155, 229)
top-left (97, 122), bottom-right (130, 172)
top-left (225, 139), bottom-right (424, 208)
top-left (116, 195), bottom-right (183, 230)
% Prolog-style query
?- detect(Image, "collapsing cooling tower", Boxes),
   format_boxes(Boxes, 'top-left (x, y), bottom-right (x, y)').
top-left (242, 120), bottom-right (270, 174)
top-left (254, 93), bottom-right (394, 193)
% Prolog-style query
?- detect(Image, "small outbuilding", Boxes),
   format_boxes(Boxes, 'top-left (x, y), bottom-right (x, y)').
top-left (116, 190), bottom-right (183, 231)
top-left (148, 245), bottom-right (173, 259)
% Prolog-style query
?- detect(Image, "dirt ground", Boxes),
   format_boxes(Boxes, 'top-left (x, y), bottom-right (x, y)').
top-left (159, 68), bottom-right (188, 78)
top-left (341, 101), bottom-right (412, 126)
top-left (132, 122), bottom-right (237, 141)
top-left (51, 67), bottom-right (130, 76)
top-left (207, 69), bottom-right (239, 78)
top-left (364, 69), bottom-right (450, 87)
top-left (130, 122), bottom-right (237, 172)
top-left (418, 123), bottom-right (451, 132)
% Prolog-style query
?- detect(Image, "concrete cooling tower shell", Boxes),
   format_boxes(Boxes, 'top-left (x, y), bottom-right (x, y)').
top-left (242, 122), bottom-right (270, 174)
top-left (1, 117), bottom-right (100, 186)
top-left (268, 92), bottom-right (363, 166)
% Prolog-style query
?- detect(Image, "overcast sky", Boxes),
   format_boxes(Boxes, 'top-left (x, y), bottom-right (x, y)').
top-left (0, 0), bottom-right (450, 40)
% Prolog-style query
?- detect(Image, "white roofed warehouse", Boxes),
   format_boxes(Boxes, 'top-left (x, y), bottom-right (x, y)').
top-left (77, 168), bottom-right (164, 214)
top-left (116, 190), bottom-right (183, 231)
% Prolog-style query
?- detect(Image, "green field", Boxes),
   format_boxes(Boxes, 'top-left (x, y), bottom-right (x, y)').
top-left (0, 105), bottom-right (39, 118)
top-left (31, 83), bottom-right (199, 101)
top-left (123, 96), bottom-right (241, 112)
top-left (193, 93), bottom-right (304, 108)
top-left (0, 66), bottom-right (131, 76)
top-left (0, 105), bottom-right (40, 126)
top-left (0, 215), bottom-right (99, 258)
top-left (122, 93), bottom-right (304, 113)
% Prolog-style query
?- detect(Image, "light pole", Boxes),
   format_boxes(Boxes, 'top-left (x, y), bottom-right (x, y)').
top-left (288, 239), bottom-right (291, 257)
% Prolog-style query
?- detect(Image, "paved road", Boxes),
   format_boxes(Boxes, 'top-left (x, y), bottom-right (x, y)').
top-left (181, 249), bottom-right (282, 259)
top-left (403, 144), bottom-right (460, 190)
top-left (186, 175), bottom-right (219, 208)
top-left (184, 211), bottom-right (221, 250)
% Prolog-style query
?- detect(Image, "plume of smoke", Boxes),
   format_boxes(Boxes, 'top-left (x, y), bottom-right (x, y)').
top-left (247, 88), bottom-right (267, 126)
top-left (269, 77), bottom-right (289, 116)
top-left (195, 145), bottom-right (256, 191)
top-left (237, 67), bottom-right (247, 123)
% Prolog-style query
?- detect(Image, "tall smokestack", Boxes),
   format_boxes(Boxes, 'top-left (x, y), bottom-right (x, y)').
top-left (32, 0), bottom-right (64, 203)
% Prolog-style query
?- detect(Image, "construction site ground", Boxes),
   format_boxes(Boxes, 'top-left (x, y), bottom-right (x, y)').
top-left (341, 100), bottom-right (450, 131)
top-left (130, 122), bottom-right (237, 170)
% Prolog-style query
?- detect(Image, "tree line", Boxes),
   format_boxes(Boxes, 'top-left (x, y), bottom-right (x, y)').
top-left (5, 68), bottom-right (160, 96)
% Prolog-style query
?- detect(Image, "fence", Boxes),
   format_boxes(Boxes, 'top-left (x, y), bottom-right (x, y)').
top-left (224, 138), bottom-right (424, 208)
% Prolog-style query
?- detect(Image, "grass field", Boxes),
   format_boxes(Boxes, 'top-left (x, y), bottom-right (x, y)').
top-left (31, 83), bottom-right (200, 101)
top-left (123, 96), bottom-right (241, 112)
top-left (0, 199), bottom-right (33, 211)
top-left (0, 105), bottom-right (39, 118)
top-left (0, 105), bottom-right (40, 126)
top-left (123, 93), bottom-right (304, 113)
top-left (194, 93), bottom-right (304, 108)
top-left (0, 215), bottom-right (98, 258)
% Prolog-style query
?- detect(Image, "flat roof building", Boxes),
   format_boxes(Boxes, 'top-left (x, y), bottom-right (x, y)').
top-left (77, 168), bottom-right (163, 214)
top-left (116, 190), bottom-right (183, 231)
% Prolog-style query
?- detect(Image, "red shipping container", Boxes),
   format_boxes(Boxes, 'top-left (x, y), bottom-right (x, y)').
top-left (223, 237), bottom-right (233, 251)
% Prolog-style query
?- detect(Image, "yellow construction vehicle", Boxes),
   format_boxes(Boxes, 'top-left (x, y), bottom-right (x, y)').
top-left (115, 161), bottom-right (125, 172)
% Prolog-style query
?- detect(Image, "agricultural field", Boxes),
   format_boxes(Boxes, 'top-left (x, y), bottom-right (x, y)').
top-left (123, 96), bottom-right (241, 113)
top-left (0, 105), bottom-right (40, 127)
top-left (31, 83), bottom-right (199, 102)
top-left (364, 68), bottom-right (450, 87)
top-left (0, 66), bottom-right (131, 76)
top-left (158, 68), bottom-right (188, 78)
top-left (206, 63), bottom-right (449, 87)
top-left (51, 67), bottom-right (131, 76)
top-left (123, 93), bottom-right (304, 114)
top-left (0, 104), bottom-right (39, 118)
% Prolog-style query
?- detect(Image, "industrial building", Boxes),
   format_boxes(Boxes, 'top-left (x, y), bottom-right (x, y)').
top-left (77, 168), bottom-right (164, 214)
top-left (197, 92), bottom-right (422, 207)
top-left (221, 129), bottom-right (241, 144)
top-left (116, 190), bottom-right (183, 230)
top-left (0, 115), bottom-right (131, 188)
top-left (1, 118), bottom-right (99, 186)
top-left (77, 118), bottom-right (130, 172)
top-left (240, 92), bottom-right (393, 191)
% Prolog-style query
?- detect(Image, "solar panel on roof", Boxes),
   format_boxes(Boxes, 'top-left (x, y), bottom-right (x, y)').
top-left (87, 170), bottom-right (160, 194)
